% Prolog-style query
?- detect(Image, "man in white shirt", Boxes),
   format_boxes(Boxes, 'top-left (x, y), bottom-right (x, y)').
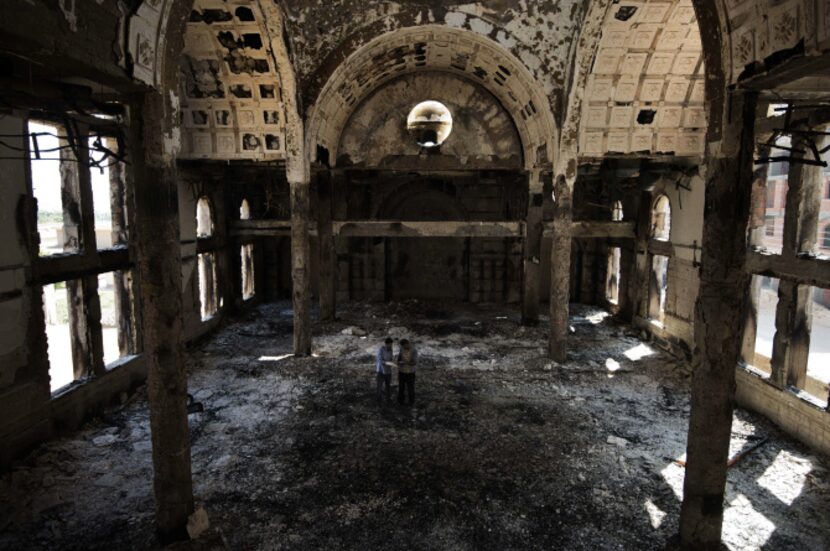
top-left (375, 337), bottom-right (395, 404)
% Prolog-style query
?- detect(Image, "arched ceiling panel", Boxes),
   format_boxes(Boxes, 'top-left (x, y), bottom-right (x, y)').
top-left (578, 0), bottom-right (707, 159)
top-left (177, 0), bottom-right (287, 161)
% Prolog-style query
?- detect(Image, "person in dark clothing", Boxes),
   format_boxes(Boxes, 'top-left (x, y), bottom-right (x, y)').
top-left (397, 339), bottom-right (418, 406)
top-left (375, 337), bottom-right (395, 404)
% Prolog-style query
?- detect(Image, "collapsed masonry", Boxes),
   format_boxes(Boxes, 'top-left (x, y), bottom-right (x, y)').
top-left (0, 1), bottom-right (829, 550)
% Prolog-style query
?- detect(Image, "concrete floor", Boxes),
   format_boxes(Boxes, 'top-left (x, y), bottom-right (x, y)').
top-left (1, 301), bottom-right (828, 550)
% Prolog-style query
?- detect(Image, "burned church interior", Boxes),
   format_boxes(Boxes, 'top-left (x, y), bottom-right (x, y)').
top-left (0, 1), bottom-right (829, 549)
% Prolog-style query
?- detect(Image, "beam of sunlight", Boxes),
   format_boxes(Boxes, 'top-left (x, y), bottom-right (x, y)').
top-left (644, 498), bottom-right (667, 529)
top-left (624, 343), bottom-right (655, 362)
top-left (606, 358), bottom-right (621, 372)
top-left (757, 450), bottom-right (810, 506)
top-left (257, 354), bottom-right (294, 362)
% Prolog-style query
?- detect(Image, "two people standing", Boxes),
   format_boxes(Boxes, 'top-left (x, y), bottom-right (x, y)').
top-left (375, 338), bottom-right (418, 406)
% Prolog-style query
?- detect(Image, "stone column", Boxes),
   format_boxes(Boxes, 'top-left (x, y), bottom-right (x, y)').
top-left (679, 90), bottom-right (757, 550)
top-left (291, 176), bottom-right (312, 355)
top-left (318, 171), bottom-right (336, 321)
top-left (522, 171), bottom-right (544, 325)
top-left (548, 175), bottom-right (573, 362)
top-left (129, 93), bottom-right (193, 537)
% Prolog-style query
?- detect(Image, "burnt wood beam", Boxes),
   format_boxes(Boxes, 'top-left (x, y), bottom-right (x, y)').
top-left (231, 220), bottom-right (637, 240)
top-left (745, 252), bottom-right (830, 288)
top-left (30, 247), bottom-right (131, 286)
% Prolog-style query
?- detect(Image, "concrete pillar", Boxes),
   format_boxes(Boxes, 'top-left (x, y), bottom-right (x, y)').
top-left (291, 178), bottom-right (312, 355)
top-left (318, 172), bottom-right (336, 321)
top-left (522, 182), bottom-right (544, 324)
top-left (679, 91), bottom-right (757, 550)
top-left (129, 93), bottom-right (193, 537)
top-left (548, 175), bottom-right (573, 362)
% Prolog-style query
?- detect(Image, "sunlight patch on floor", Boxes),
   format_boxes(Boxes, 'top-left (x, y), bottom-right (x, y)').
top-left (586, 311), bottom-right (610, 324)
top-left (660, 461), bottom-right (685, 500)
top-left (757, 450), bottom-right (810, 506)
top-left (258, 354), bottom-right (294, 362)
top-left (723, 494), bottom-right (776, 550)
top-left (644, 498), bottom-right (667, 528)
top-left (624, 343), bottom-right (656, 362)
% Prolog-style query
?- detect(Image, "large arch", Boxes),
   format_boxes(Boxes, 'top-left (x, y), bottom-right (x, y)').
top-left (337, 71), bottom-right (523, 169)
top-left (305, 25), bottom-right (558, 171)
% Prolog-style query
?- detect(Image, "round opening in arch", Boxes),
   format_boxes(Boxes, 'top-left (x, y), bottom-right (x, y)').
top-left (407, 100), bottom-right (453, 148)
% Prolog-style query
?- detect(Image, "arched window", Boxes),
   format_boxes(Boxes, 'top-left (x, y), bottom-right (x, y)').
top-left (651, 195), bottom-right (671, 241)
top-left (649, 255), bottom-right (670, 324)
top-left (240, 198), bottom-right (251, 220)
top-left (196, 197), bottom-right (213, 238)
top-left (241, 244), bottom-right (255, 300)
top-left (823, 225), bottom-right (830, 250)
top-left (612, 200), bottom-right (624, 222)
top-left (195, 197), bottom-right (218, 320)
top-left (606, 247), bottom-right (621, 304)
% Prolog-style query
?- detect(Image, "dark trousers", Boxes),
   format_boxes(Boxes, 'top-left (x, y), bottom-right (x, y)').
top-left (376, 373), bottom-right (391, 403)
top-left (398, 373), bottom-right (415, 405)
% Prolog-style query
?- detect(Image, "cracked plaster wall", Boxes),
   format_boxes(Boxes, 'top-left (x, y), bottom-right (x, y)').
top-left (0, 0), bottom-right (131, 86)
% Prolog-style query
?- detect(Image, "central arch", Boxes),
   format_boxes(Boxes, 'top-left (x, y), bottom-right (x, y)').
top-left (306, 25), bottom-right (558, 171)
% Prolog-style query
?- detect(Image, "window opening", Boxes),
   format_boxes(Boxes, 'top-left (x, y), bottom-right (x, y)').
top-left (651, 195), bottom-right (671, 241)
top-left (199, 252), bottom-right (219, 320)
top-left (759, 136), bottom-right (789, 254)
top-left (196, 197), bottom-right (213, 238)
top-left (241, 244), bottom-right (255, 300)
top-left (807, 286), bottom-right (830, 407)
top-left (812, 126), bottom-right (830, 257)
top-left (28, 121), bottom-right (81, 256)
top-left (98, 271), bottom-right (135, 366)
top-left (42, 282), bottom-right (76, 392)
top-left (90, 137), bottom-right (128, 249)
top-left (612, 201), bottom-right (623, 222)
top-left (240, 198), bottom-right (251, 220)
top-left (606, 247), bottom-right (621, 304)
top-left (749, 276), bottom-right (779, 374)
top-left (765, 216), bottom-right (776, 237)
top-left (649, 255), bottom-right (669, 324)
top-left (407, 101), bottom-right (453, 148)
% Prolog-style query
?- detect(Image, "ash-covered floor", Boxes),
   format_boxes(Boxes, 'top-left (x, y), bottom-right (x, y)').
top-left (1, 302), bottom-right (828, 550)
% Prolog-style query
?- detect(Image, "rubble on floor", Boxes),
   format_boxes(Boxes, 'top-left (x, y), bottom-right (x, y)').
top-left (0, 301), bottom-right (828, 550)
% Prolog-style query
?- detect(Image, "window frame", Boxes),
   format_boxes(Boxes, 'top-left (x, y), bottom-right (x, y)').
top-left (25, 116), bottom-right (139, 397)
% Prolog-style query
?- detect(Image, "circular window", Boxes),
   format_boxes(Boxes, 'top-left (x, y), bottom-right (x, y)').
top-left (407, 100), bottom-right (453, 148)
